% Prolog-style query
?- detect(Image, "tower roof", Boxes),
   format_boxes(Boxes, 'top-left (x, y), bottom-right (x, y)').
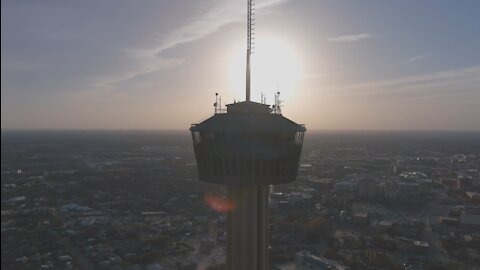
top-left (226, 101), bottom-right (270, 114)
top-left (191, 101), bottom-right (305, 132)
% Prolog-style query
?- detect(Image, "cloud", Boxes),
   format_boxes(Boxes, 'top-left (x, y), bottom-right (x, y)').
top-left (404, 54), bottom-right (429, 63)
top-left (2, 0), bottom-right (291, 106)
top-left (50, 0), bottom-right (292, 105)
top-left (327, 33), bottom-right (373, 42)
top-left (332, 65), bottom-right (480, 100)
top-left (103, 0), bottom-right (289, 88)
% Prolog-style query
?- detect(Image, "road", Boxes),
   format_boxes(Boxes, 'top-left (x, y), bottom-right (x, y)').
top-left (418, 189), bottom-right (450, 263)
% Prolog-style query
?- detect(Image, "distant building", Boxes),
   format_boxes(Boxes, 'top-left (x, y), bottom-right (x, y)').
top-left (356, 178), bottom-right (376, 198)
top-left (384, 181), bottom-right (398, 200)
top-left (398, 182), bottom-right (420, 195)
top-left (461, 206), bottom-right (480, 228)
top-left (395, 237), bottom-right (429, 255)
top-left (334, 180), bottom-right (356, 193)
top-left (295, 251), bottom-right (348, 270)
top-left (352, 212), bottom-right (369, 224)
top-left (438, 216), bottom-right (460, 226)
top-left (465, 191), bottom-right (480, 201)
top-left (440, 178), bottom-right (460, 190)
top-left (378, 221), bottom-right (393, 227)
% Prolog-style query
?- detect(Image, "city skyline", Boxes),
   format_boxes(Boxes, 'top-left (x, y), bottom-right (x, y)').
top-left (2, 0), bottom-right (480, 131)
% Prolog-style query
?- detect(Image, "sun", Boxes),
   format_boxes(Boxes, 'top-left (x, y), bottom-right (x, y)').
top-left (227, 37), bottom-right (301, 102)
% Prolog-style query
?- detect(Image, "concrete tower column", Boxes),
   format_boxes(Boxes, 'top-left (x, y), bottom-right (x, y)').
top-left (226, 185), bottom-right (269, 270)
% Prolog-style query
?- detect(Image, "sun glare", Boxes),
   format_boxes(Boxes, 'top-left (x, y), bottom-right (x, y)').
top-left (227, 38), bottom-right (301, 102)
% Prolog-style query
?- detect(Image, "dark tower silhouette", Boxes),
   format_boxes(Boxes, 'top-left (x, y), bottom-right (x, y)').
top-left (190, 1), bottom-right (305, 269)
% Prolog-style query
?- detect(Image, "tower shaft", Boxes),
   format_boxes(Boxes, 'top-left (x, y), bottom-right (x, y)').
top-left (226, 185), bottom-right (269, 270)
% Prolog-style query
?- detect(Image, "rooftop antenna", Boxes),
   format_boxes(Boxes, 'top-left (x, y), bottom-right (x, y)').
top-left (274, 91), bottom-right (282, 114)
top-left (214, 93), bottom-right (219, 114)
top-left (219, 95), bottom-right (222, 113)
top-left (214, 92), bottom-right (223, 114)
top-left (246, 0), bottom-right (255, 102)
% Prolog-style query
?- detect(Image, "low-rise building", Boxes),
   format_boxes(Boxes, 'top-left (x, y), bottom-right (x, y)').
top-left (295, 251), bottom-right (348, 270)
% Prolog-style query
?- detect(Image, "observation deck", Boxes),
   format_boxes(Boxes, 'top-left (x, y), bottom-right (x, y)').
top-left (190, 101), bottom-right (306, 185)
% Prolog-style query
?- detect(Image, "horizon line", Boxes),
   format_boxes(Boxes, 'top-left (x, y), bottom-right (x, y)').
top-left (2, 128), bottom-right (480, 133)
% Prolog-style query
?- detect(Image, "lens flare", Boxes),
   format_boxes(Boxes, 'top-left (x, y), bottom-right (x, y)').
top-left (204, 194), bottom-right (235, 212)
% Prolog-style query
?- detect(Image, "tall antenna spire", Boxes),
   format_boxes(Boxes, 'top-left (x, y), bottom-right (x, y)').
top-left (246, 0), bottom-right (254, 101)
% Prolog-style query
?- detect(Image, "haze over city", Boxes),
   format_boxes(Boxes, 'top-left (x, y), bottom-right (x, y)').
top-left (2, 0), bottom-right (480, 130)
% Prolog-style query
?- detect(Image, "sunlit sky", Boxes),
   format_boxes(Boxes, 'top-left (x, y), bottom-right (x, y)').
top-left (2, 0), bottom-right (480, 131)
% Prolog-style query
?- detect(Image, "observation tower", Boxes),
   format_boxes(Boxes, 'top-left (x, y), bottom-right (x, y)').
top-left (190, 1), bottom-right (306, 269)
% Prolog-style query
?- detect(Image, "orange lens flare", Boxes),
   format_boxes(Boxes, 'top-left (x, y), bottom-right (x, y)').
top-left (204, 194), bottom-right (235, 213)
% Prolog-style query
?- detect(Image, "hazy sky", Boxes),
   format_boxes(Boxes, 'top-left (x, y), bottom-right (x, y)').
top-left (2, 0), bottom-right (480, 130)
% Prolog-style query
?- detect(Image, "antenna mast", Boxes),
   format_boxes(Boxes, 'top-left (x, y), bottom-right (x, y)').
top-left (246, 0), bottom-right (254, 101)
